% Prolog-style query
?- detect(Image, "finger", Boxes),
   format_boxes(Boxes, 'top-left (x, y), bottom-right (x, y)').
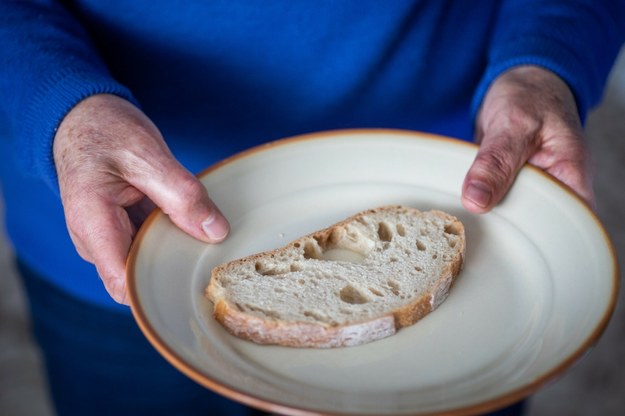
top-left (462, 131), bottom-right (537, 213)
top-left (128, 159), bottom-right (230, 244)
top-left (64, 196), bottom-right (134, 304)
top-left (547, 159), bottom-right (596, 209)
top-left (529, 141), bottom-right (596, 209)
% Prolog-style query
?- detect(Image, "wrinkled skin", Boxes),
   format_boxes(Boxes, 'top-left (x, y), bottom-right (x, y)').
top-left (462, 65), bottom-right (594, 212)
top-left (53, 65), bottom-right (593, 305)
top-left (53, 96), bottom-right (229, 304)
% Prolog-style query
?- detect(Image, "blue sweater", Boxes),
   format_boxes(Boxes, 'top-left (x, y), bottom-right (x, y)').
top-left (1, 0), bottom-right (623, 309)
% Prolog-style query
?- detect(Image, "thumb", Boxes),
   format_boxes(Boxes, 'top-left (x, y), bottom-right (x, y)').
top-left (461, 132), bottom-right (536, 213)
top-left (132, 160), bottom-right (230, 243)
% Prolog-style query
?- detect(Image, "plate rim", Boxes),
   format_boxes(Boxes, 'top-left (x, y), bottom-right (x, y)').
top-left (127, 128), bottom-right (620, 416)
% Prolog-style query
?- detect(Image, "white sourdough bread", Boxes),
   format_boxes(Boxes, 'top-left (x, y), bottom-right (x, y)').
top-left (205, 205), bottom-right (465, 348)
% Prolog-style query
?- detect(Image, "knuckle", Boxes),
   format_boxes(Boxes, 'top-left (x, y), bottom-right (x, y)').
top-left (63, 202), bottom-right (88, 240)
top-left (174, 174), bottom-right (208, 208)
top-left (482, 97), bottom-right (541, 137)
top-left (502, 106), bottom-right (541, 134)
top-left (474, 146), bottom-right (517, 184)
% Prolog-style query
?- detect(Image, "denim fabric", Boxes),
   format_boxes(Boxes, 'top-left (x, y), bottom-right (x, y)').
top-left (17, 260), bottom-right (255, 416)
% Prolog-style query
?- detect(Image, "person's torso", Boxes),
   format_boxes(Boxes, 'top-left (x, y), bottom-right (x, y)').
top-left (3, 0), bottom-right (499, 307)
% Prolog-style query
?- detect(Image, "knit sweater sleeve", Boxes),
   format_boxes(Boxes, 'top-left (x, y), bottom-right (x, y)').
top-left (0, 0), bottom-right (137, 194)
top-left (471, 0), bottom-right (625, 124)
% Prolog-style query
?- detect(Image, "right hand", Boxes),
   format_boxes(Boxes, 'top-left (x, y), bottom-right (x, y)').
top-left (53, 94), bottom-right (230, 305)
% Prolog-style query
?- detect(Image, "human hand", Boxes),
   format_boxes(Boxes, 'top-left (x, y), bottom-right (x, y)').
top-left (462, 65), bottom-right (595, 213)
top-left (53, 94), bottom-right (229, 304)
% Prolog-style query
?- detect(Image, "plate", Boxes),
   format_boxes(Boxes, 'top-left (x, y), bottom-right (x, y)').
top-left (128, 129), bottom-right (619, 415)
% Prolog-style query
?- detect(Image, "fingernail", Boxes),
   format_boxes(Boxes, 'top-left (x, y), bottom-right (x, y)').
top-left (465, 182), bottom-right (492, 208)
top-left (202, 212), bottom-right (230, 241)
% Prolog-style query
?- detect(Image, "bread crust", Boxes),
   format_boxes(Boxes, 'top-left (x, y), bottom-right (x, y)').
top-left (214, 299), bottom-right (397, 348)
top-left (206, 206), bottom-right (465, 348)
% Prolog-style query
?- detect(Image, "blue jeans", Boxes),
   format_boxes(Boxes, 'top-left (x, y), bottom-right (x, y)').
top-left (17, 260), bottom-right (255, 416)
top-left (17, 259), bottom-right (526, 416)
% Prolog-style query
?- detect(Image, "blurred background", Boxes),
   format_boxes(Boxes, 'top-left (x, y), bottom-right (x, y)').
top-left (1, 48), bottom-right (624, 416)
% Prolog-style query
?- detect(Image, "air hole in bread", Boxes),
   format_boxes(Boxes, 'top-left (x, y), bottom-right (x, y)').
top-left (339, 284), bottom-right (370, 304)
top-left (304, 310), bottom-right (327, 321)
top-left (416, 240), bottom-right (427, 251)
top-left (377, 222), bottom-right (393, 242)
top-left (345, 228), bottom-right (360, 243)
top-left (303, 240), bottom-right (322, 260)
top-left (387, 279), bottom-right (401, 296)
top-left (415, 266), bottom-right (423, 272)
top-left (432, 253), bottom-right (438, 259)
top-left (368, 287), bottom-right (384, 297)
top-left (290, 263), bottom-right (302, 272)
top-left (396, 224), bottom-right (406, 236)
top-left (444, 222), bottom-right (463, 236)
top-left (255, 261), bottom-right (286, 276)
top-left (302, 238), bottom-right (366, 263)
top-left (447, 238), bottom-right (457, 248)
top-left (389, 256), bottom-right (399, 262)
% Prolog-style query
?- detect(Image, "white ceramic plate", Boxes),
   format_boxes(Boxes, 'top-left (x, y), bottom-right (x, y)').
top-left (128, 130), bottom-right (618, 416)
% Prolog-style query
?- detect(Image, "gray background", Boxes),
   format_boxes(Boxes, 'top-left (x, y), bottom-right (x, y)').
top-left (1, 47), bottom-right (624, 415)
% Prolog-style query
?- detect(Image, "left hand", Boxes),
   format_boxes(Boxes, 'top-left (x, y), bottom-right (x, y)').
top-left (462, 65), bottom-right (595, 213)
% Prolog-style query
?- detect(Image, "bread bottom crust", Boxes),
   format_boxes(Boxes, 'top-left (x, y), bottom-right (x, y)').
top-left (214, 300), bottom-right (398, 348)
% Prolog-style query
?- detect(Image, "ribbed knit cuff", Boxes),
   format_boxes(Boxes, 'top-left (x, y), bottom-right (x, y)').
top-left (20, 67), bottom-right (138, 195)
top-left (471, 35), bottom-right (594, 125)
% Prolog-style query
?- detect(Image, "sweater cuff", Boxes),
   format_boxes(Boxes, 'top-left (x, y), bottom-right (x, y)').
top-left (471, 35), bottom-right (594, 126)
top-left (20, 68), bottom-right (138, 195)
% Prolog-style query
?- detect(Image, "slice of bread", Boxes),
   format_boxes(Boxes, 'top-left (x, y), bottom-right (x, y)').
top-left (205, 206), bottom-right (465, 348)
